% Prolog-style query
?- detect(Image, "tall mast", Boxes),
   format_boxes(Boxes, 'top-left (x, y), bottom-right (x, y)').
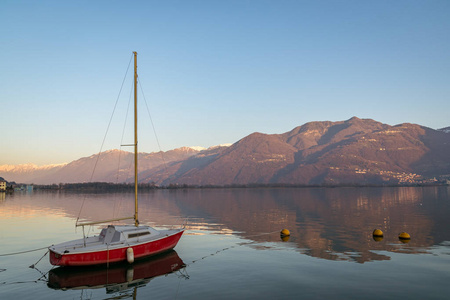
top-left (76, 52), bottom-right (140, 228)
top-left (133, 51), bottom-right (139, 227)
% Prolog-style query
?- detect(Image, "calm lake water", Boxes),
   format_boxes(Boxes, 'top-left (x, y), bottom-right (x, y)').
top-left (1, 186), bottom-right (450, 299)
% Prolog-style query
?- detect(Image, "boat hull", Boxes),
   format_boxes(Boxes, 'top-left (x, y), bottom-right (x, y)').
top-left (48, 250), bottom-right (184, 290)
top-left (50, 230), bottom-right (184, 267)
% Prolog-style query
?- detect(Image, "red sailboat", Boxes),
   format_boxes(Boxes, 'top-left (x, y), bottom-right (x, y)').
top-left (49, 52), bottom-right (184, 266)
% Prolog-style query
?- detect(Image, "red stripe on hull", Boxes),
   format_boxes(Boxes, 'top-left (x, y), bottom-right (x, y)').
top-left (50, 230), bottom-right (183, 267)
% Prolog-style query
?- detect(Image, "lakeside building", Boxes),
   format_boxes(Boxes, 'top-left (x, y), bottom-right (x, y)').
top-left (0, 180), bottom-right (6, 191)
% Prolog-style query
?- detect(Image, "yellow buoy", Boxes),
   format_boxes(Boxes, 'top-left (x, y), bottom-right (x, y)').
top-left (398, 232), bottom-right (411, 240)
top-left (372, 229), bottom-right (384, 237)
top-left (280, 229), bottom-right (290, 237)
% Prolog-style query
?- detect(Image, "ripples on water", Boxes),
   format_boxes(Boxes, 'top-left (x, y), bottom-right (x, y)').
top-left (0, 186), bottom-right (449, 299)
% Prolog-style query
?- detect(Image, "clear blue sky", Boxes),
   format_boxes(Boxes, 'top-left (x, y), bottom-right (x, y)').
top-left (1, 0), bottom-right (449, 165)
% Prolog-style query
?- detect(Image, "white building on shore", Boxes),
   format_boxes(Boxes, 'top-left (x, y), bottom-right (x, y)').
top-left (0, 180), bottom-right (6, 191)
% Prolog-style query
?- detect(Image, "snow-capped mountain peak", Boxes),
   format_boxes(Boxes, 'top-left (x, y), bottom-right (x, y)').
top-left (438, 126), bottom-right (450, 134)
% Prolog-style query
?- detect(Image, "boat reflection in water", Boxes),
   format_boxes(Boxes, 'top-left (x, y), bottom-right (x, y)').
top-left (47, 250), bottom-right (185, 294)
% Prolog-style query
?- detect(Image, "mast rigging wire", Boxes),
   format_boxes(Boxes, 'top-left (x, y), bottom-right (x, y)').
top-left (75, 53), bottom-right (168, 224)
top-left (113, 83), bottom-right (134, 219)
top-left (116, 82), bottom-right (134, 184)
top-left (138, 77), bottom-right (168, 171)
top-left (76, 53), bottom-right (134, 225)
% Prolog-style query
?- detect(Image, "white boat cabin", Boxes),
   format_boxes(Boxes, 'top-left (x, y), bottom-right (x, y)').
top-left (99, 225), bottom-right (162, 245)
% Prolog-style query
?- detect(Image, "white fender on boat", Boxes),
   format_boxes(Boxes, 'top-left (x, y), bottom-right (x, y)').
top-left (126, 247), bottom-right (134, 264)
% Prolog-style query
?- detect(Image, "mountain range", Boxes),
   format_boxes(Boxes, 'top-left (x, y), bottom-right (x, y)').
top-left (2, 117), bottom-right (450, 186)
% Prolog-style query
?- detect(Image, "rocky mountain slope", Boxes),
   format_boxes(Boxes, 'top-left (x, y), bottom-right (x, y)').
top-left (2, 117), bottom-right (449, 186)
top-left (140, 117), bottom-right (450, 185)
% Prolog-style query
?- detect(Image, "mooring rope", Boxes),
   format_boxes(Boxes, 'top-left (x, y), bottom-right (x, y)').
top-left (0, 246), bottom-right (49, 257)
top-left (0, 264), bottom-right (51, 286)
top-left (245, 230), bottom-right (280, 238)
top-left (29, 250), bottom-right (49, 269)
top-left (186, 230), bottom-right (281, 266)
top-left (0, 248), bottom-right (53, 286)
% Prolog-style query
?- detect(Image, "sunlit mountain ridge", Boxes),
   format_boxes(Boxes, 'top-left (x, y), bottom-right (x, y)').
top-left (1, 117), bottom-right (449, 186)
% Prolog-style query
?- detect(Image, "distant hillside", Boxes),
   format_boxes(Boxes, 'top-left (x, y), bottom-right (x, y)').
top-left (0, 147), bottom-right (201, 184)
top-left (1, 117), bottom-right (449, 186)
top-left (0, 164), bottom-right (66, 184)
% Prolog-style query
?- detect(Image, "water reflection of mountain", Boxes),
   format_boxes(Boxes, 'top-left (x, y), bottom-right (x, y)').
top-left (47, 250), bottom-right (185, 294)
top-left (162, 187), bottom-right (450, 263)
